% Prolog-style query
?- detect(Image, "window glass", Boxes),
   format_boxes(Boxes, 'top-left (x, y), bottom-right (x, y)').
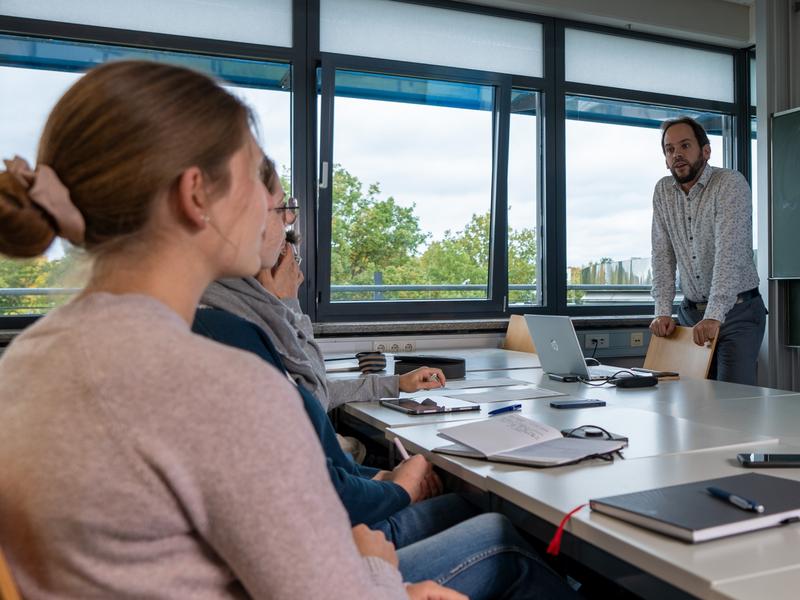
top-left (0, 0), bottom-right (292, 47)
top-left (0, 35), bottom-right (291, 316)
top-left (565, 29), bottom-right (734, 103)
top-left (565, 96), bottom-right (731, 306)
top-left (328, 70), bottom-right (494, 302)
top-left (508, 89), bottom-right (541, 306)
top-left (320, 0), bottom-right (543, 77)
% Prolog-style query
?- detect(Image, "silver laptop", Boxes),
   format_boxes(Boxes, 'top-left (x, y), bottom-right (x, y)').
top-left (524, 315), bottom-right (627, 380)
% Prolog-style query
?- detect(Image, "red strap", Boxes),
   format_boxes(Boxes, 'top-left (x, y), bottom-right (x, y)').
top-left (546, 503), bottom-right (588, 556)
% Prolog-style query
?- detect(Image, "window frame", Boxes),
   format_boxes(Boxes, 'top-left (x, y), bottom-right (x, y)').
top-left (315, 52), bottom-right (530, 320)
top-left (0, 9), bottom-right (307, 327)
top-left (546, 20), bottom-right (748, 318)
top-left (0, 2), bottom-right (757, 329)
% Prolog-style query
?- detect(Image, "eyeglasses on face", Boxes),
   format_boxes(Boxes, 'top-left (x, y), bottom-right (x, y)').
top-left (272, 196), bottom-right (299, 224)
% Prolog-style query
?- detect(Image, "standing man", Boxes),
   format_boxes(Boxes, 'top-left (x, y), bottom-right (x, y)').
top-left (650, 117), bottom-right (766, 385)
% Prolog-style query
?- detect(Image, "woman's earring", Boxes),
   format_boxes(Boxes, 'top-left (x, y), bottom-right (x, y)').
top-left (202, 214), bottom-right (210, 223)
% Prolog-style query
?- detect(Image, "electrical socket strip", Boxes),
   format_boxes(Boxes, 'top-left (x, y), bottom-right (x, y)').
top-left (373, 339), bottom-right (417, 353)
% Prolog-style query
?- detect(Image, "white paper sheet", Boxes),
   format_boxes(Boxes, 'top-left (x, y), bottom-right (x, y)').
top-left (441, 385), bottom-right (565, 403)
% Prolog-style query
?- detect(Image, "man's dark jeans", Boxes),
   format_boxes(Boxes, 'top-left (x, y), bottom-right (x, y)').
top-left (677, 295), bottom-right (767, 385)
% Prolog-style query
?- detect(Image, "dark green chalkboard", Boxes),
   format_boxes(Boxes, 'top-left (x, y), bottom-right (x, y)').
top-left (771, 107), bottom-right (800, 278)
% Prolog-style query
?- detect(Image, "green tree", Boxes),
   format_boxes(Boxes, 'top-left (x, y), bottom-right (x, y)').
top-left (0, 245), bottom-right (88, 315)
top-left (508, 227), bottom-right (537, 304)
top-left (330, 165), bottom-right (428, 299)
top-left (420, 212), bottom-right (490, 298)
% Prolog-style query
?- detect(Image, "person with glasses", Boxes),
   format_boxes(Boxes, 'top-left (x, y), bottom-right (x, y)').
top-left (0, 60), bottom-right (577, 600)
top-left (203, 157), bottom-right (446, 413)
top-left (193, 154), bottom-right (578, 600)
top-left (195, 156), bottom-right (480, 538)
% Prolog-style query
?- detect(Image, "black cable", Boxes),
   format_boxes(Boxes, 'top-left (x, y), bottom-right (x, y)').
top-left (577, 376), bottom-right (613, 386)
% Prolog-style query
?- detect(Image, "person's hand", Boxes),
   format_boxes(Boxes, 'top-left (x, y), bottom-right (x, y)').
top-left (406, 581), bottom-right (468, 600)
top-left (256, 243), bottom-right (303, 299)
top-left (649, 316), bottom-right (676, 337)
top-left (391, 454), bottom-right (439, 503)
top-left (352, 524), bottom-right (398, 568)
top-left (399, 367), bottom-right (446, 392)
top-left (692, 319), bottom-right (720, 346)
top-left (375, 461), bottom-right (441, 498)
top-left (422, 466), bottom-right (443, 499)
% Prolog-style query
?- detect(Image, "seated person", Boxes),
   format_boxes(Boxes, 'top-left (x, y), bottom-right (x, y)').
top-left (200, 161), bottom-right (443, 412)
top-left (195, 155), bottom-right (484, 548)
top-left (194, 304), bottom-right (478, 548)
top-left (0, 61), bottom-right (576, 600)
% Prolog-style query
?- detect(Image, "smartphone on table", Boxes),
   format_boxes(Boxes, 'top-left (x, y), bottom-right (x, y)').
top-left (737, 453), bottom-right (800, 467)
top-left (550, 398), bottom-right (606, 409)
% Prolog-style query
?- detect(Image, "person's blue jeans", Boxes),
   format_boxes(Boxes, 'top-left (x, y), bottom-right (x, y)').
top-left (397, 512), bottom-right (578, 600)
top-left (371, 492), bottom-right (483, 548)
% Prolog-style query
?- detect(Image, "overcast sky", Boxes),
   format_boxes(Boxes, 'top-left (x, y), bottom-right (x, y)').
top-left (1, 65), bottom-right (739, 270)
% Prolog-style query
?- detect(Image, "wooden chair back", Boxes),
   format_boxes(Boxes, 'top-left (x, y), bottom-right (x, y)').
top-left (503, 314), bottom-right (536, 354)
top-left (0, 547), bottom-right (20, 600)
top-left (643, 325), bottom-right (717, 379)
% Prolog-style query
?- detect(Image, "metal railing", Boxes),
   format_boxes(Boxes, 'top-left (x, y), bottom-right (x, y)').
top-left (329, 282), bottom-right (655, 303)
top-left (0, 283), bottom-right (660, 314)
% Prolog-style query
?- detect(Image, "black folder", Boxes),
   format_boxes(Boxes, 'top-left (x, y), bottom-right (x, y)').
top-left (590, 473), bottom-right (800, 543)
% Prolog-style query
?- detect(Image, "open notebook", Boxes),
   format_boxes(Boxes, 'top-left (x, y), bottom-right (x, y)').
top-left (433, 414), bottom-right (626, 467)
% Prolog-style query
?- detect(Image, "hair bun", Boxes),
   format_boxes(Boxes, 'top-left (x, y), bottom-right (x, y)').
top-left (0, 171), bottom-right (58, 257)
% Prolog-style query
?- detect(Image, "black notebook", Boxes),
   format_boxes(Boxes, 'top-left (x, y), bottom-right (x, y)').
top-left (590, 473), bottom-right (800, 543)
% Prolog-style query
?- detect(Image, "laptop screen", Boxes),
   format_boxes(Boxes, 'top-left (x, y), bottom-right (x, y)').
top-left (523, 315), bottom-right (590, 377)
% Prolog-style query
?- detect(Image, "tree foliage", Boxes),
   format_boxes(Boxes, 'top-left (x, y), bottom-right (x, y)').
top-left (0, 164), bottom-right (542, 312)
top-left (0, 245), bottom-right (87, 314)
top-left (329, 166), bottom-right (538, 302)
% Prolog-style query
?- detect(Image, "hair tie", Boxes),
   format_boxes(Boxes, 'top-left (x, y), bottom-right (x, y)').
top-left (3, 156), bottom-right (85, 246)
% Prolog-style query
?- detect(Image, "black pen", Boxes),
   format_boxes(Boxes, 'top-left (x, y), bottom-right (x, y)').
top-left (707, 486), bottom-right (764, 513)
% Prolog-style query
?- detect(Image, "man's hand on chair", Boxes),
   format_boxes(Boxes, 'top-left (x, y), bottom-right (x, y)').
top-left (692, 319), bottom-right (719, 347)
top-left (649, 316), bottom-right (676, 337)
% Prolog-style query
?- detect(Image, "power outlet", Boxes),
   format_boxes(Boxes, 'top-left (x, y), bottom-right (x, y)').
top-left (373, 339), bottom-right (416, 353)
top-left (584, 333), bottom-right (609, 349)
top-left (630, 332), bottom-right (644, 347)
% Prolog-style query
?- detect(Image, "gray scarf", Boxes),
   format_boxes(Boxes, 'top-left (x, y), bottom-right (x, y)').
top-left (200, 277), bottom-right (331, 406)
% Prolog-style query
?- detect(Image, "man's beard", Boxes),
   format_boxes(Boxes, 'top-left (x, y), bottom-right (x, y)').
top-left (670, 155), bottom-right (706, 184)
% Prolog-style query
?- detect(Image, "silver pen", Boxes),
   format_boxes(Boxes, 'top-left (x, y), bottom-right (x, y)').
top-left (707, 486), bottom-right (765, 513)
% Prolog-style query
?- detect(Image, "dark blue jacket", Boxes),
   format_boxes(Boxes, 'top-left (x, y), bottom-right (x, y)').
top-left (192, 307), bottom-right (410, 526)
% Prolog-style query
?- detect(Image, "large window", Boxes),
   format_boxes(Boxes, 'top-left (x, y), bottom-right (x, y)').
top-left (561, 26), bottom-right (740, 312)
top-left (325, 70), bottom-right (495, 303)
top-left (0, 34), bottom-right (291, 317)
top-left (565, 98), bottom-right (731, 306)
top-left (0, 3), bottom-right (754, 325)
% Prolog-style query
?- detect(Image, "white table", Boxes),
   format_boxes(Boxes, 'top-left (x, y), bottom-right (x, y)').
top-left (386, 408), bottom-right (777, 489)
top-left (710, 565), bottom-right (800, 600)
top-left (486, 445), bottom-right (800, 600)
top-left (337, 348), bottom-right (800, 599)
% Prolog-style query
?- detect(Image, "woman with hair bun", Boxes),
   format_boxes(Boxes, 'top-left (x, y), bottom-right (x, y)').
top-left (0, 60), bottom-right (447, 599)
top-left (0, 59), bottom-right (578, 600)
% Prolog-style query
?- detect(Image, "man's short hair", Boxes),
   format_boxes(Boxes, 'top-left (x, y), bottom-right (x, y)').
top-left (660, 116), bottom-right (710, 154)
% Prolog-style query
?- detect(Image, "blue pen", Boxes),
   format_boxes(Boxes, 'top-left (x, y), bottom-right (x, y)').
top-left (488, 404), bottom-right (522, 417)
top-left (707, 486), bottom-right (765, 513)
